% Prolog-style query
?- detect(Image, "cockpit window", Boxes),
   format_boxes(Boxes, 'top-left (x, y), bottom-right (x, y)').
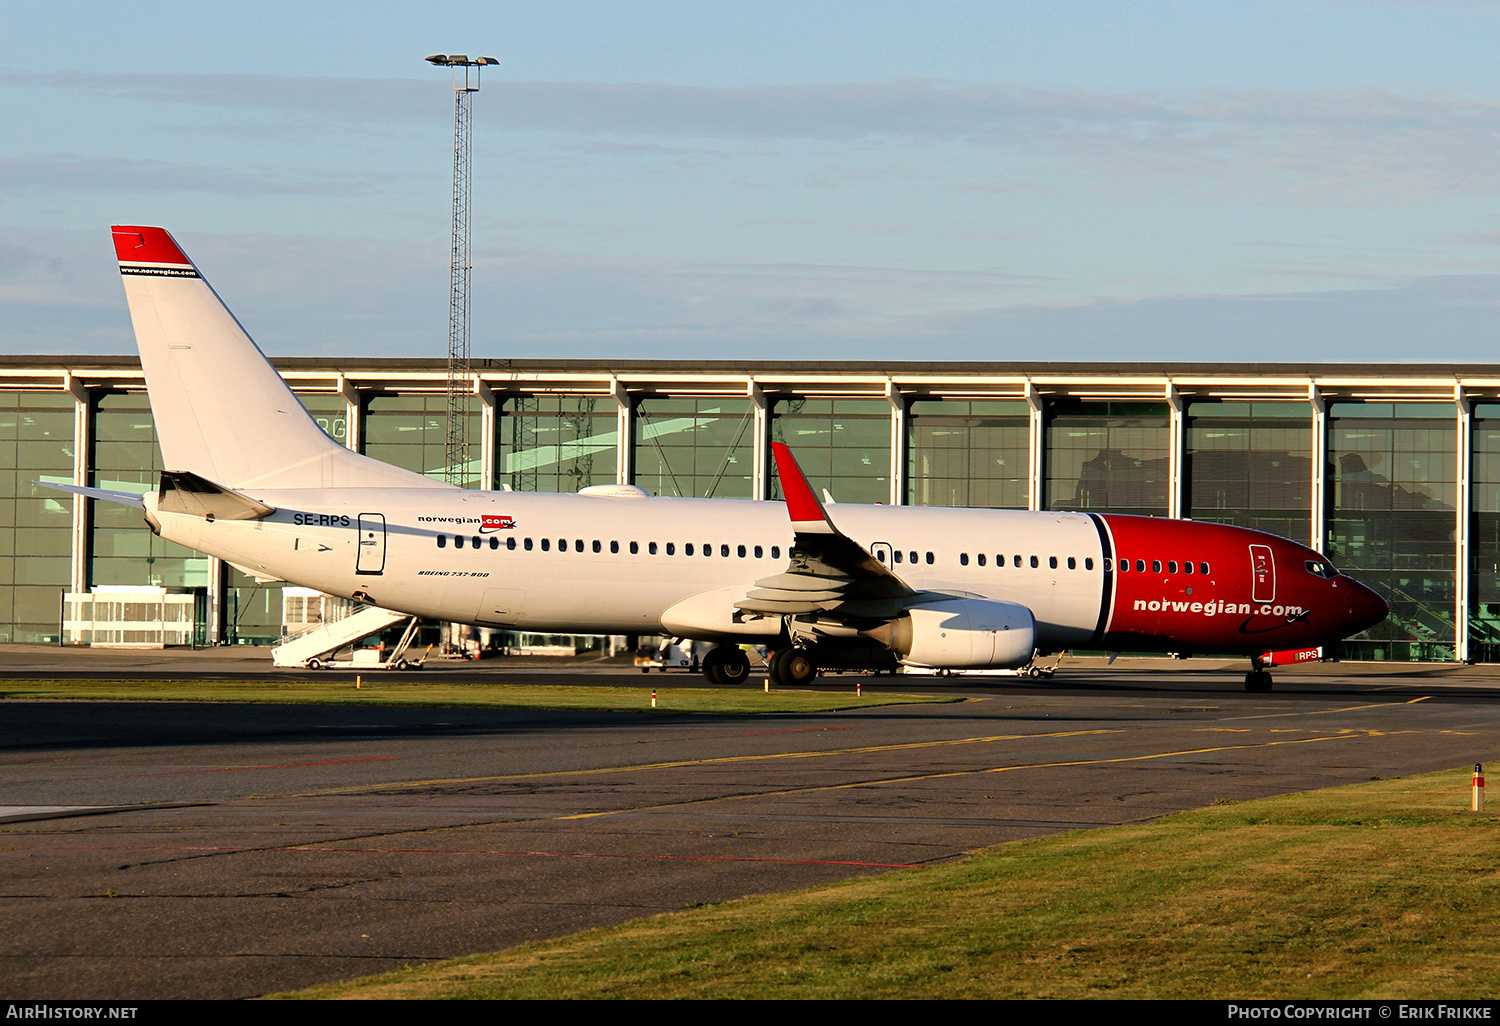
top-left (1306, 559), bottom-right (1339, 579)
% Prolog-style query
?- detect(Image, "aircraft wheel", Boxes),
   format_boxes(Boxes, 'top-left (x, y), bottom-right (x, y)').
top-left (719, 651), bottom-right (752, 685)
top-left (702, 662), bottom-right (727, 686)
top-left (392, 659), bottom-right (408, 671)
top-left (1244, 670), bottom-right (1273, 692)
top-left (779, 649), bottom-right (818, 687)
top-left (640, 667), bottom-right (650, 674)
top-left (307, 658), bottom-right (322, 671)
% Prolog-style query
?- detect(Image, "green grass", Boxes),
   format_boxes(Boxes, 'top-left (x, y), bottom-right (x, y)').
top-left (280, 764), bottom-right (1500, 1000)
top-left (0, 678), bottom-right (950, 715)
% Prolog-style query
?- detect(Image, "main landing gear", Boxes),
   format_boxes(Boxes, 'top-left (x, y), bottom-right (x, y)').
top-left (766, 647), bottom-right (819, 687)
top-left (701, 645), bottom-right (752, 686)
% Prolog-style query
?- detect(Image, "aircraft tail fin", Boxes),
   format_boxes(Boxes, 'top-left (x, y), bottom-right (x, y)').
top-left (111, 226), bottom-right (446, 492)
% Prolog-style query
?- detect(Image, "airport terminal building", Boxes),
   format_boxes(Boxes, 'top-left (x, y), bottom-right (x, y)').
top-left (1, 355), bottom-right (1492, 662)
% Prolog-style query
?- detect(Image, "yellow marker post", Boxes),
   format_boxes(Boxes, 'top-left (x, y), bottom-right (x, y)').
top-left (1474, 763), bottom-right (1485, 812)
top-left (356, 675), bottom-right (362, 690)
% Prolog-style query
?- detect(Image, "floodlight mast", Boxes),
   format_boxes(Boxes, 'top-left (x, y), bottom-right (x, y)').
top-left (426, 54), bottom-right (497, 487)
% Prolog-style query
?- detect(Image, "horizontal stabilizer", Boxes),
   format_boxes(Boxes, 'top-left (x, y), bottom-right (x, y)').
top-left (34, 482), bottom-right (145, 508)
top-left (157, 471), bottom-right (275, 521)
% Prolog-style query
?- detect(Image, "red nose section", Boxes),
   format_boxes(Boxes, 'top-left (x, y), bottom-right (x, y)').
top-left (1345, 578), bottom-right (1389, 636)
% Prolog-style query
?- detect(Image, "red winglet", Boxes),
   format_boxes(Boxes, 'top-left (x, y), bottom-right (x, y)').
top-left (111, 226), bottom-right (190, 266)
top-left (772, 442), bottom-right (833, 533)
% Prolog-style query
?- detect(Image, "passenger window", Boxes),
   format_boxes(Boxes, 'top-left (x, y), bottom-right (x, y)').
top-left (1030, 555), bottom-right (1039, 568)
top-left (910, 551), bottom-right (919, 564)
top-left (894, 550), bottom-right (903, 564)
top-left (472, 536), bottom-right (481, 549)
top-left (490, 537), bottom-right (499, 550)
top-left (754, 545), bottom-right (763, 558)
top-left (926, 552), bottom-right (934, 564)
top-left (1136, 559), bottom-right (1145, 573)
top-left (1200, 562), bottom-right (1210, 575)
top-left (524, 538), bottom-right (534, 551)
top-left (1151, 560), bottom-right (1160, 573)
top-left (1184, 561), bottom-right (1193, 574)
top-left (455, 535), bottom-right (465, 550)
top-left (541, 538), bottom-right (550, 552)
top-left (772, 546), bottom-right (781, 559)
top-left (737, 545), bottom-right (745, 557)
top-left (1119, 559), bottom-right (1128, 572)
top-left (558, 539), bottom-right (567, 552)
top-left (576, 539), bottom-right (584, 552)
top-left (649, 542), bottom-right (658, 555)
top-left (977, 554), bottom-right (986, 567)
top-left (684, 543), bottom-right (694, 556)
top-left (1086, 558), bottom-right (1095, 570)
top-left (437, 535), bottom-right (446, 548)
top-left (667, 542), bottom-right (676, 555)
top-left (1014, 555), bottom-right (1022, 568)
top-left (1167, 561), bottom-right (1177, 574)
top-left (627, 541), bottom-right (636, 554)
top-left (1048, 556), bottom-right (1057, 569)
top-left (960, 553), bottom-right (969, 566)
top-left (593, 540), bottom-right (602, 553)
top-left (507, 537), bottom-right (516, 551)
top-left (1067, 556), bottom-right (1076, 570)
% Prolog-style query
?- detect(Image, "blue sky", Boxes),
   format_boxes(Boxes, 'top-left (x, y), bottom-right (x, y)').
top-left (6, 1), bottom-right (1500, 362)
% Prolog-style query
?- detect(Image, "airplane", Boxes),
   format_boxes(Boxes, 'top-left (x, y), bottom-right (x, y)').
top-left (67, 226), bottom-right (1388, 693)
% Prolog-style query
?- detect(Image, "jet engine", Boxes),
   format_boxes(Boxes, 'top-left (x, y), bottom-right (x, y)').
top-left (872, 598), bottom-right (1036, 670)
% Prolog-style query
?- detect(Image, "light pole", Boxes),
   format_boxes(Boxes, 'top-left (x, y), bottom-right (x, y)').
top-left (426, 54), bottom-right (497, 489)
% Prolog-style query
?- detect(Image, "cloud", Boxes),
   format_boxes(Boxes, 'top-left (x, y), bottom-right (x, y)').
top-left (0, 155), bottom-right (379, 196)
top-left (11, 72), bottom-right (1500, 199)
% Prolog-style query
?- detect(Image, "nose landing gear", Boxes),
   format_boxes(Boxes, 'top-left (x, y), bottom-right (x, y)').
top-left (1244, 659), bottom-right (1273, 692)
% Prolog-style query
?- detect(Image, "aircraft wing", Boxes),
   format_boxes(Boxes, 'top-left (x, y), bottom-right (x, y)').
top-left (735, 443), bottom-right (917, 620)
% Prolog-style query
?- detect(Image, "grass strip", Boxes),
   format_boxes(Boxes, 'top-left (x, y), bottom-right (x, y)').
top-left (282, 763), bottom-right (1500, 1000)
top-left (0, 679), bottom-right (949, 715)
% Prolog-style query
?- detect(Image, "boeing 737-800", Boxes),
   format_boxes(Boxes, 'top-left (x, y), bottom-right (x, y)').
top-left (68, 226), bottom-right (1386, 691)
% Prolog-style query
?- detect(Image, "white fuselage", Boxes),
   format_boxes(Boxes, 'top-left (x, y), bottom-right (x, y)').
top-left (150, 487), bottom-right (1109, 647)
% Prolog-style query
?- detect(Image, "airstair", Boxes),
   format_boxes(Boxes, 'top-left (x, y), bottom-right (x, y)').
top-left (271, 605), bottom-right (420, 669)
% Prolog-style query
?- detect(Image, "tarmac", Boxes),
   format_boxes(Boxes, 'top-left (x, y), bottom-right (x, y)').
top-left (1, 646), bottom-right (1496, 998)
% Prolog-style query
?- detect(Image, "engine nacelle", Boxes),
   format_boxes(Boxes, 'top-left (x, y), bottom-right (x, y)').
top-left (886, 598), bottom-right (1036, 670)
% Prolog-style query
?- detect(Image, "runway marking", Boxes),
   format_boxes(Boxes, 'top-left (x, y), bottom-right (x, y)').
top-left (279, 728), bottom-right (1122, 798)
top-left (554, 732), bottom-right (1364, 821)
top-left (0, 842), bottom-right (920, 870)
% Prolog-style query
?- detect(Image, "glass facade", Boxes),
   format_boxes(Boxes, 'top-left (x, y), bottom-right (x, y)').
top-left (1045, 400), bottom-right (1170, 515)
top-left (1470, 404), bottom-right (1500, 661)
top-left (498, 395), bottom-right (617, 492)
top-left (1186, 401), bottom-right (1313, 546)
top-left (7, 366), bottom-right (1500, 662)
top-left (363, 394), bottom-right (481, 488)
top-left (90, 393), bottom-right (210, 597)
top-left (634, 397), bottom-right (754, 499)
top-left (1326, 403), bottom-right (1457, 661)
top-left (0, 393), bottom-right (74, 642)
top-left (770, 398), bottom-right (890, 505)
top-left (907, 399), bottom-right (1029, 508)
